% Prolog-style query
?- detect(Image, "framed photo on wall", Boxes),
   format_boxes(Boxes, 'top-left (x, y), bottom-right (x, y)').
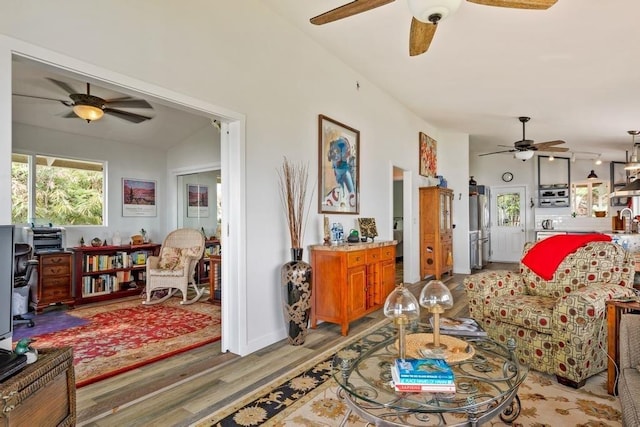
top-left (122, 178), bottom-right (157, 217)
top-left (187, 184), bottom-right (209, 217)
top-left (419, 132), bottom-right (437, 178)
top-left (318, 114), bottom-right (360, 214)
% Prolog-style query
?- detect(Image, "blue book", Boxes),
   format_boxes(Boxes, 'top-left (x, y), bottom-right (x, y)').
top-left (391, 366), bottom-right (454, 385)
top-left (395, 358), bottom-right (454, 381)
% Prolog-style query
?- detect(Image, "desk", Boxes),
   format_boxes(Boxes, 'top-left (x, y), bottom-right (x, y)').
top-left (606, 299), bottom-right (640, 394)
top-left (333, 324), bottom-right (528, 425)
top-left (208, 255), bottom-right (221, 303)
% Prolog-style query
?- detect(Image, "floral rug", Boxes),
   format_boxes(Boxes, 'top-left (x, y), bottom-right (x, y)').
top-left (197, 322), bottom-right (622, 426)
top-left (16, 297), bottom-right (221, 388)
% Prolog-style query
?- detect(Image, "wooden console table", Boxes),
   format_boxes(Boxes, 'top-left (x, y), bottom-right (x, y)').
top-left (0, 347), bottom-right (75, 426)
top-left (606, 299), bottom-right (640, 395)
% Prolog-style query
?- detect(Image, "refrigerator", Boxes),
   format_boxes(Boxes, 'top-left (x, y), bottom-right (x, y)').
top-left (469, 190), bottom-right (490, 269)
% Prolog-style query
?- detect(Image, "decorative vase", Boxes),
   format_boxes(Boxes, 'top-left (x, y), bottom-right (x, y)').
top-left (281, 248), bottom-right (312, 345)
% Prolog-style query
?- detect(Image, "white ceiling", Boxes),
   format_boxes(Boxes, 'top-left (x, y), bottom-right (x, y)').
top-left (12, 57), bottom-right (212, 150)
top-left (264, 0), bottom-right (640, 162)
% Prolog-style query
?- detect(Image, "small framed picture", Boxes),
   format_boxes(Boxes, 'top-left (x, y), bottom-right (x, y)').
top-left (318, 114), bottom-right (360, 214)
top-left (122, 178), bottom-right (157, 217)
top-left (419, 132), bottom-right (437, 178)
top-left (187, 184), bottom-right (209, 217)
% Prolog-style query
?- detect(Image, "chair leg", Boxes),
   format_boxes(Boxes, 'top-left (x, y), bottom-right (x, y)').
top-left (179, 284), bottom-right (205, 305)
top-left (556, 375), bottom-right (586, 389)
top-left (142, 288), bottom-right (179, 305)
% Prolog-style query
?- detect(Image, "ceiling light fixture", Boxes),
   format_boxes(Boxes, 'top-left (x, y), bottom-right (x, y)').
top-left (72, 104), bottom-right (104, 123)
top-left (594, 155), bottom-right (602, 165)
top-left (587, 170), bottom-right (598, 180)
top-left (548, 155), bottom-right (555, 161)
top-left (570, 153), bottom-right (576, 163)
top-left (407, 0), bottom-right (462, 23)
top-left (514, 150), bottom-right (534, 161)
top-left (624, 130), bottom-right (640, 171)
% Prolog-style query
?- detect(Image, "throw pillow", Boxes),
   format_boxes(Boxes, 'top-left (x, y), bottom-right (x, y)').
top-left (181, 246), bottom-right (202, 259)
top-left (158, 247), bottom-right (183, 270)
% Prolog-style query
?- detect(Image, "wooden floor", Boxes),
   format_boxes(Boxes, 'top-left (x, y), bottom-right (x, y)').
top-left (76, 264), bottom-right (516, 426)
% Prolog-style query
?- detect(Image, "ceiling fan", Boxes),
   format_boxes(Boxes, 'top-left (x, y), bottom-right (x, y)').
top-left (479, 116), bottom-right (568, 158)
top-left (13, 78), bottom-right (153, 123)
top-left (310, 0), bottom-right (557, 56)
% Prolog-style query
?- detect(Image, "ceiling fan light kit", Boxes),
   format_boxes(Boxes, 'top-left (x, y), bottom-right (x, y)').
top-left (514, 150), bottom-right (534, 161)
top-left (73, 104), bottom-right (104, 122)
top-left (407, 0), bottom-right (461, 23)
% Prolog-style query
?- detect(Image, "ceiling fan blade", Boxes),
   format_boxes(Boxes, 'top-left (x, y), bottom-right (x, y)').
top-left (479, 149), bottom-right (516, 156)
top-left (45, 78), bottom-right (77, 95)
top-left (105, 98), bottom-right (153, 109)
top-left (466, 0), bottom-right (556, 9)
top-left (539, 146), bottom-right (569, 153)
top-left (409, 18), bottom-right (437, 56)
top-left (104, 108), bottom-right (151, 123)
top-left (13, 93), bottom-right (72, 106)
top-left (62, 111), bottom-right (78, 118)
top-left (310, 0), bottom-right (395, 25)
top-left (532, 139), bottom-right (566, 148)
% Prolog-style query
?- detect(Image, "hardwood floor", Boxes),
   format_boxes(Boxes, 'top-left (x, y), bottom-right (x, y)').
top-left (76, 265), bottom-right (516, 426)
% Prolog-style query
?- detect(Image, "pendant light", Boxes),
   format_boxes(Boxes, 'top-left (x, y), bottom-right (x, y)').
top-left (587, 170), bottom-right (598, 179)
top-left (624, 130), bottom-right (640, 171)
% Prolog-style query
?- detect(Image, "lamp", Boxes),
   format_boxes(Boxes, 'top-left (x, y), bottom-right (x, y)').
top-left (73, 104), bottom-right (104, 123)
top-left (407, 0), bottom-right (462, 23)
top-left (419, 280), bottom-right (453, 349)
top-left (548, 155), bottom-right (555, 161)
top-left (384, 284), bottom-right (420, 359)
top-left (595, 155), bottom-right (602, 166)
top-left (587, 170), bottom-right (598, 180)
top-left (514, 150), bottom-right (534, 161)
top-left (624, 131), bottom-right (640, 171)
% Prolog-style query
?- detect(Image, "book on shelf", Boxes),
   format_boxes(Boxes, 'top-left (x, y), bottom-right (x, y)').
top-left (394, 358), bottom-right (454, 382)
top-left (390, 365), bottom-right (456, 393)
top-left (429, 316), bottom-right (487, 337)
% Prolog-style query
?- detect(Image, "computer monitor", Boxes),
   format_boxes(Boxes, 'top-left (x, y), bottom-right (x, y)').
top-left (0, 225), bottom-right (15, 342)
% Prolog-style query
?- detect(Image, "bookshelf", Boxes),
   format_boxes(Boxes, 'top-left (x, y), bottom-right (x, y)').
top-left (71, 243), bottom-right (161, 304)
top-left (196, 238), bottom-right (221, 285)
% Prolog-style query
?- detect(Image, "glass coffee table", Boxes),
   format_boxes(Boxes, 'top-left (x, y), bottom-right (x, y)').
top-left (333, 324), bottom-right (528, 426)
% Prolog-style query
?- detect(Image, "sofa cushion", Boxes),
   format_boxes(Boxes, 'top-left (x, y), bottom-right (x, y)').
top-left (520, 241), bottom-right (634, 298)
top-left (619, 367), bottom-right (640, 427)
top-left (486, 294), bottom-right (555, 334)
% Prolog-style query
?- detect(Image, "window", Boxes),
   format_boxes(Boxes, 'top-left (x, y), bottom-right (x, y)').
top-left (571, 180), bottom-right (609, 217)
top-left (496, 192), bottom-right (521, 227)
top-left (11, 153), bottom-right (105, 226)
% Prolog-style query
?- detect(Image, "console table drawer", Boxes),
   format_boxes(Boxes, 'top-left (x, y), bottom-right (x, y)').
top-left (347, 251), bottom-right (366, 267)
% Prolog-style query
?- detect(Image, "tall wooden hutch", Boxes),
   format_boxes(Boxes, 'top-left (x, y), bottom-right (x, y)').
top-left (419, 186), bottom-right (454, 280)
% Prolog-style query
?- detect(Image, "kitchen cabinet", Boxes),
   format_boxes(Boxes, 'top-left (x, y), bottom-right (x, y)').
top-left (31, 251), bottom-right (74, 313)
top-left (310, 242), bottom-right (396, 336)
top-left (611, 161), bottom-right (630, 207)
top-left (537, 155), bottom-right (570, 208)
top-left (419, 187), bottom-right (453, 280)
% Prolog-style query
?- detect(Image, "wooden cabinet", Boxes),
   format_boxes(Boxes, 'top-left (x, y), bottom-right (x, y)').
top-left (196, 238), bottom-right (221, 285)
top-left (71, 243), bottom-right (161, 305)
top-left (537, 155), bottom-right (570, 208)
top-left (310, 242), bottom-right (396, 336)
top-left (0, 347), bottom-right (75, 427)
top-left (420, 187), bottom-right (454, 280)
top-left (31, 251), bottom-right (74, 313)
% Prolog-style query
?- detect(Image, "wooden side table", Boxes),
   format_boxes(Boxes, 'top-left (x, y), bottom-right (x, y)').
top-left (606, 299), bottom-right (640, 395)
top-left (208, 255), bottom-right (222, 303)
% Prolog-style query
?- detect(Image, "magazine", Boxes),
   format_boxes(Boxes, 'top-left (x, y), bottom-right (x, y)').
top-left (429, 316), bottom-right (487, 337)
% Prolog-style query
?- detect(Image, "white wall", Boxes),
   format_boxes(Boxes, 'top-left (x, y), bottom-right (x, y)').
top-left (0, 1), bottom-right (470, 354)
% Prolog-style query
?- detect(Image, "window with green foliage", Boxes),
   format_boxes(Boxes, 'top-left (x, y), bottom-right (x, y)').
top-left (496, 192), bottom-right (521, 227)
top-left (571, 180), bottom-right (609, 217)
top-left (11, 153), bottom-right (105, 226)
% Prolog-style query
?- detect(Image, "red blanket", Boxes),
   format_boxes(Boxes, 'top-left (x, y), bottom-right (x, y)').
top-left (521, 233), bottom-right (612, 280)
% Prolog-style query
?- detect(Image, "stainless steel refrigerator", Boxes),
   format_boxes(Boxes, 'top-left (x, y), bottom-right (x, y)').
top-left (469, 190), bottom-right (490, 269)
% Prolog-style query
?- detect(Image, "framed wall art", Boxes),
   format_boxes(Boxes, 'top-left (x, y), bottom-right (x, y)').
top-left (318, 114), bottom-right (360, 214)
top-left (122, 178), bottom-right (157, 217)
top-left (187, 184), bottom-right (209, 217)
top-left (419, 132), bottom-right (437, 178)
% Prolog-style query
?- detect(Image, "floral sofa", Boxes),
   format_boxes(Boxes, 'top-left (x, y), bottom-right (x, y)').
top-left (464, 240), bottom-right (636, 388)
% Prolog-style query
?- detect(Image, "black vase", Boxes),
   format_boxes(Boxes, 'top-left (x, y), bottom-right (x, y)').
top-left (281, 248), bottom-right (312, 345)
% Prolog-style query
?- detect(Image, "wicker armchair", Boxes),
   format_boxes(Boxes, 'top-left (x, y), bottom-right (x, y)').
top-left (464, 240), bottom-right (635, 388)
top-left (143, 228), bottom-right (205, 305)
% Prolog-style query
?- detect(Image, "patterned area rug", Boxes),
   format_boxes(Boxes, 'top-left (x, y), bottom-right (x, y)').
top-left (196, 322), bottom-right (622, 426)
top-left (15, 297), bottom-right (221, 388)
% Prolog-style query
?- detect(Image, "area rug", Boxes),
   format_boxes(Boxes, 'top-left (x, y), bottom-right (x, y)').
top-left (16, 298), bottom-right (221, 388)
top-left (12, 309), bottom-right (89, 341)
top-left (196, 322), bottom-right (622, 427)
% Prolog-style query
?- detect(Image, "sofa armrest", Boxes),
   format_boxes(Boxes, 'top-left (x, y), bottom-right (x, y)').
top-left (463, 270), bottom-right (524, 322)
top-left (620, 313), bottom-right (640, 369)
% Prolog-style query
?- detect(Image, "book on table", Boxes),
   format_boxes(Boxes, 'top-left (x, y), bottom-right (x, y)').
top-left (390, 365), bottom-right (456, 393)
top-left (430, 316), bottom-right (487, 337)
top-left (394, 358), bottom-right (454, 381)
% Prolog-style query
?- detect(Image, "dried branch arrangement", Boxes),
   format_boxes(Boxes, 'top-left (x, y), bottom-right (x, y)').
top-left (277, 157), bottom-right (313, 248)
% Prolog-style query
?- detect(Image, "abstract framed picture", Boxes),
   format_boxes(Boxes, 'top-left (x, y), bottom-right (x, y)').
top-left (318, 114), bottom-right (360, 214)
top-left (122, 178), bottom-right (157, 217)
top-left (419, 132), bottom-right (437, 178)
top-left (187, 184), bottom-right (209, 218)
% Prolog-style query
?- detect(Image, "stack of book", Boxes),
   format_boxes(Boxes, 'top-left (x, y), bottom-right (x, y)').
top-left (391, 358), bottom-right (456, 393)
top-left (430, 316), bottom-right (487, 337)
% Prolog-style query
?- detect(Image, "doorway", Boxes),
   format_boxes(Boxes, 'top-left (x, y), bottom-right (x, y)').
top-left (490, 185), bottom-right (527, 262)
top-left (392, 166), bottom-right (406, 283)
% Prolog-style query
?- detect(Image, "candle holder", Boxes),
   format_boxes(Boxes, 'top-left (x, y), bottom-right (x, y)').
top-left (383, 284), bottom-right (420, 359)
top-left (419, 280), bottom-right (453, 349)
